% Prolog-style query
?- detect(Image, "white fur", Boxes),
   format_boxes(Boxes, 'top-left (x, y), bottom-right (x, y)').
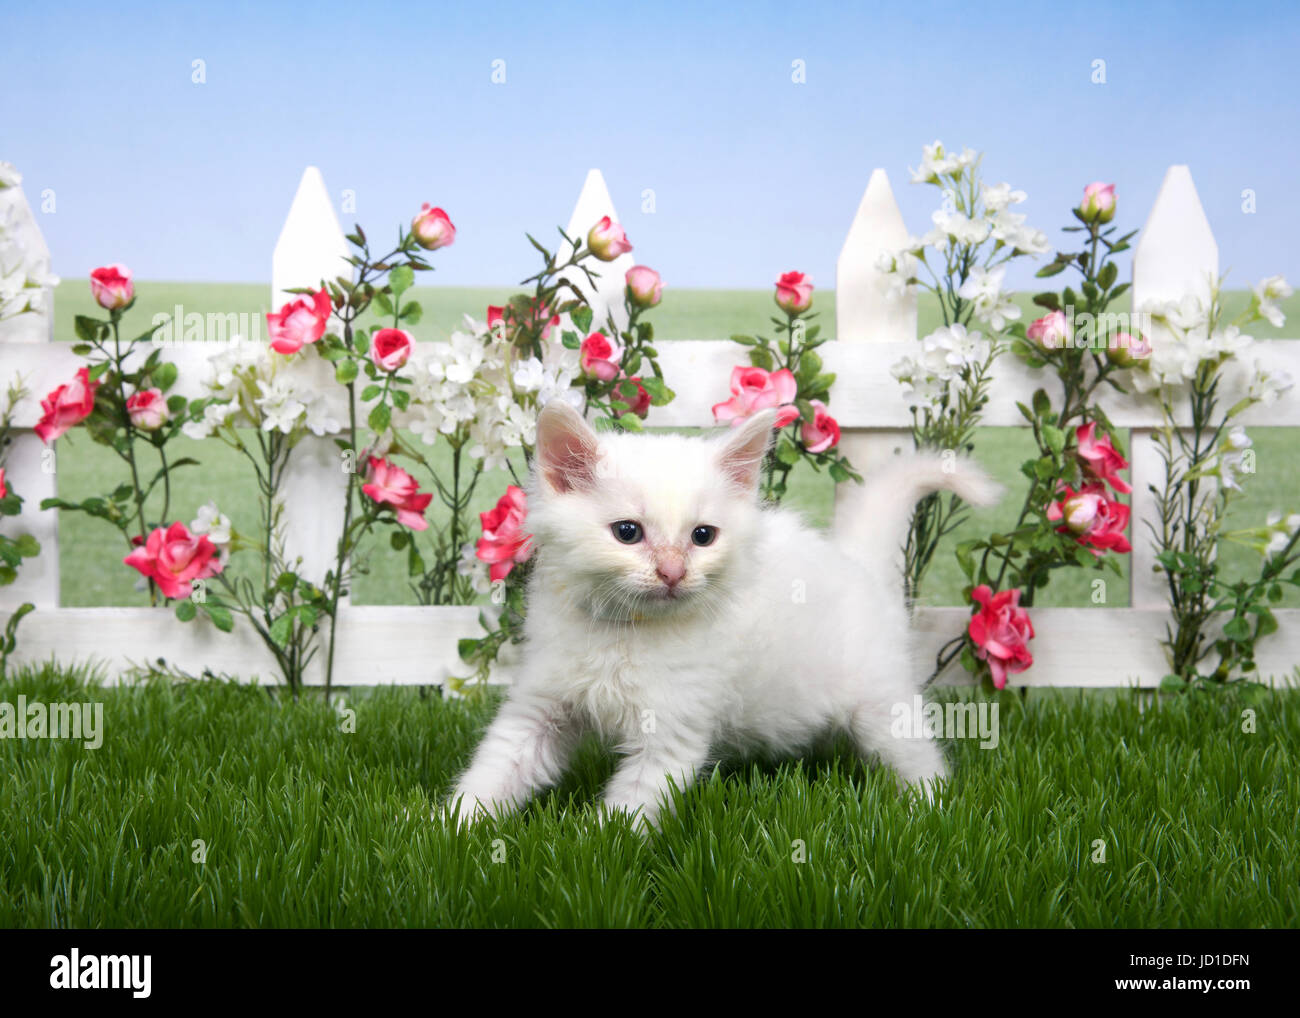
top-left (447, 404), bottom-right (999, 830)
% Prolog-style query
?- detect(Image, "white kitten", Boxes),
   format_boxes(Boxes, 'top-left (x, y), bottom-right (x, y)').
top-left (448, 401), bottom-right (999, 829)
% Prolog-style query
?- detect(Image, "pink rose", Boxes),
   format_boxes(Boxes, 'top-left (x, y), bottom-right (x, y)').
top-left (361, 456), bottom-right (433, 531)
top-left (371, 328), bottom-right (413, 372)
top-left (580, 332), bottom-right (622, 382)
top-left (476, 485), bottom-right (533, 582)
top-left (1080, 182), bottom-right (1116, 224)
top-left (625, 265), bottom-right (663, 309)
top-left (1046, 482), bottom-right (1131, 554)
top-left (0, 467), bottom-right (6, 500)
top-left (614, 376), bottom-right (652, 419)
top-left (586, 216), bottom-right (632, 262)
top-left (267, 288), bottom-right (332, 355)
top-left (1104, 331), bottom-right (1151, 368)
top-left (411, 204), bottom-right (455, 250)
top-left (127, 387), bottom-right (168, 431)
top-left (89, 264), bottom-right (134, 310)
top-left (968, 585), bottom-right (1035, 690)
top-left (801, 399), bottom-right (840, 453)
top-left (1075, 422), bottom-right (1131, 494)
top-left (35, 366), bottom-right (100, 444)
top-left (123, 521), bottom-right (224, 600)
top-left (1027, 310), bottom-right (1070, 351)
top-left (712, 366), bottom-right (800, 428)
top-left (774, 271), bottom-right (813, 315)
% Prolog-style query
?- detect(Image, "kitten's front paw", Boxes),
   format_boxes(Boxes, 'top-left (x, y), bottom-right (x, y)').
top-left (437, 790), bottom-right (494, 828)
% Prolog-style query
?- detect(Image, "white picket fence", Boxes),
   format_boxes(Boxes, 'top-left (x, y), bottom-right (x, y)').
top-left (2, 164), bottom-right (1300, 689)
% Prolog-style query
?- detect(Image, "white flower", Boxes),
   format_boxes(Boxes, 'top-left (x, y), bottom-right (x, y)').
top-left (956, 266), bottom-right (1021, 331)
top-left (182, 400), bottom-right (237, 440)
top-left (932, 207), bottom-right (991, 246)
top-left (0, 162), bottom-right (20, 188)
top-left (1208, 325), bottom-right (1253, 359)
top-left (1248, 361), bottom-right (1294, 407)
top-left (512, 356), bottom-right (547, 392)
top-left (923, 323), bottom-right (989, 369)
top-left (191, 501), bottom-right (232, 545)
top-left (982, 182), bottom-right (1026, 212)
top-left (1254, 274), bottom-right (1292, 328)
top-left (910, 140), bottom-right (962, 184)
top-left (256, 375), bottom-right (305, 433)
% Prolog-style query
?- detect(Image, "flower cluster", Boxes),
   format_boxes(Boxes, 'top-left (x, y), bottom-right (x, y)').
top-left (0, 162), bottom-right (60, 323)
top-left (890, 323), bottom-right (991, 411)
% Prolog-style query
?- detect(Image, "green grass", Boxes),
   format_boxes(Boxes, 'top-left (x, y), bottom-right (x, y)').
top-left (1, 663), bottom-right (1296, 928)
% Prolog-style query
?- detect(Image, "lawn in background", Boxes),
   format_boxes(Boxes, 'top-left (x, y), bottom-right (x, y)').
top-left (1, 664), bottom-right (1295, 928)
top-left (43, 283), bottom-right (1300, 612)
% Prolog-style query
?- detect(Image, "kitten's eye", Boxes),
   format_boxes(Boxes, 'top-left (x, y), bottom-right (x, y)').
top-left (611, 520), bottom-right (643, 544)
top-left (692, 525), bottom-right (718, 547)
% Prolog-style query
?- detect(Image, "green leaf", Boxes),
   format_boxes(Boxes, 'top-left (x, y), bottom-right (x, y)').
top-left (1031, 388), bottom-right (1052, 418)
top-left (368, 404), bottom-right (391, 433)
top-left (360, 384), bottom-right (382, 402)
top-left (639, 377), bottom-right (674, 405)
top-left (175, 599), bottom-right (197, 622)
top-left (74, 315), bottom-right (102, 343)
top-left (14, 534), bottom-right (39, 557)
top-left (1042, 425), bottom-right (1066, 455)
top-left (1097, 261), bottom-right (1118, 290)
top-left (399, 300), bottom-right (422, 325)
top-left (729, 334), bottom-right (757, 346)
top-left (335, 359), bottom-right (359, 384)
top-left (269, 613), bottom-right (293, 647)
top-left (372, 292), bottom-right (394, 318)
top-left (205, 603), bottom-right (234, 633)
top-left (572, 306), bottom-right (594, 334)
top-left (388, 264), bottom-right (414, 298)
top-left (561, 330), bottom-right (581, 350)
top-left (1160, 674), bottom-right (1186, 692)
top-left (749, 347), bottom-right (775, 371)
top-left (458, 638), bottom-right (480, 664)
top-left (1035, 261), bottom-right (1067, 278)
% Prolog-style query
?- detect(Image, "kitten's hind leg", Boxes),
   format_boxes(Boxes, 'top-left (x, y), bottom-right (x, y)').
top-left (849, 697), bottom-right (948, 806)
top-left (444, 693), bottom-right (581, 826)
top-left (602, 723), bottom-right (712, 832)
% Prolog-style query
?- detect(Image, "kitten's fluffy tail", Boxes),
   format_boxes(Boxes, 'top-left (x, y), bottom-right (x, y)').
top-left (833, 452), bottom-right (1002, 577)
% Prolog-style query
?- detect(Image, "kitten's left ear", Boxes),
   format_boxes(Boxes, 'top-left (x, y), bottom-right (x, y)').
top-left (536, 400), bottom-right (601, 494)
top-left (716, 409), bottom-right (776, 492)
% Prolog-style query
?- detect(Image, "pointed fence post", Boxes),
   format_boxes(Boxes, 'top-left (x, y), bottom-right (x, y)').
top-left (270, 167), bottom-right (352, 589)
top-left (1129, 165), bottom-right (1219, 609)
top-left (0, 175), bottom-right (59, 610)
top-left (832, 169), bottom-right (917, 540)
top-left (560, 169), bottom-right (634, 334)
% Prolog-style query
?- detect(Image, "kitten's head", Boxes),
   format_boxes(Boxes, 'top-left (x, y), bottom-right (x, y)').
top-left (527, 401), bottom-right (775, 621)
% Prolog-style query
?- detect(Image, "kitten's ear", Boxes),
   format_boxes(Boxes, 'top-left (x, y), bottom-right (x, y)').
top-left (716, 409), bottom-right (776, 492)
top-left (536, 400), bottom-right (601, 494)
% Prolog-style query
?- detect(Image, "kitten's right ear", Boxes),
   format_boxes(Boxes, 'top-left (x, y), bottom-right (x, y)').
top-left (536, 401), bottom-right (601, 494)
top-left (717, 409), bottom-right (776, 492)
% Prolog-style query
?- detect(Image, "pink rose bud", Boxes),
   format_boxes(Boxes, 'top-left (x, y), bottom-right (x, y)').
top-left (580, 332), bottom-right (622, 381)
top-left (34, 366), bottom-right (100, 444)
top-left (123, 521), bottom-right (224, 600)
top-left (1075, 422), bottom-right (1131, 493)
top-left (266, 288), bottom-right (332, 355)
top-left (127, 387), bottom-right (168, 431)
top-left (625, 265), bottom-right (663, 309)
top-left (476, 485), bottom-right (533, 582)
top-left (587, 216), bottom-right (632, 262)
top-left (0, 467), bottom-right (7, 500)
top-left (613, 376), bottom-right (652, 420)
top-left (371, 328), bottom-right (413, 372)
top-left (412, 204), bottom-right (455, 250)
top-left (1079, 182), bottom-right (1116, 224)
top-left (801, 399), bottom-right (840, 453)
top-left (1026, 310), bottom-right (1070, 351)
top-left (774, 271), bottom-right (813, 314)
top-left (1104, 331), bottom-right (1151, 368)
top-left (90, 264), bottom-right (134, 310)
top-left (1045, 482), bottom-right (1131, 554)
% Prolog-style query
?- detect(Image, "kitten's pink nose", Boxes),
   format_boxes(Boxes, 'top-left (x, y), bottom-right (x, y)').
top-left (656, 553), bottom-right (686, 588)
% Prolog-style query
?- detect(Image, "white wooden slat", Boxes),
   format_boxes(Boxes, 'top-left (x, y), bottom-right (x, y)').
top-left (0, 604), bottom-right (507, 687)
top-left (0, 176), bottom-right (58, 607)
top-left (271, 166), bottom-right (352, 586)
top-left (560, 169), bottom-right (634, 334)
top-left (1128, 429), bottom-right (1169, 608)
top-left (4, 603), bottom-right (1296, 689)
top-left (835, 168), bottom-right (916, 345)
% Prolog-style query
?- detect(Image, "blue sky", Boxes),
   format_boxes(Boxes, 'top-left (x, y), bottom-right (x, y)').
top-left (3, 0), bottom-right (1298, 292)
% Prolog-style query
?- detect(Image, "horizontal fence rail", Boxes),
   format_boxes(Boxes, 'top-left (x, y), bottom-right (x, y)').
top-left (1, 163), bottom-right (1298, 687)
